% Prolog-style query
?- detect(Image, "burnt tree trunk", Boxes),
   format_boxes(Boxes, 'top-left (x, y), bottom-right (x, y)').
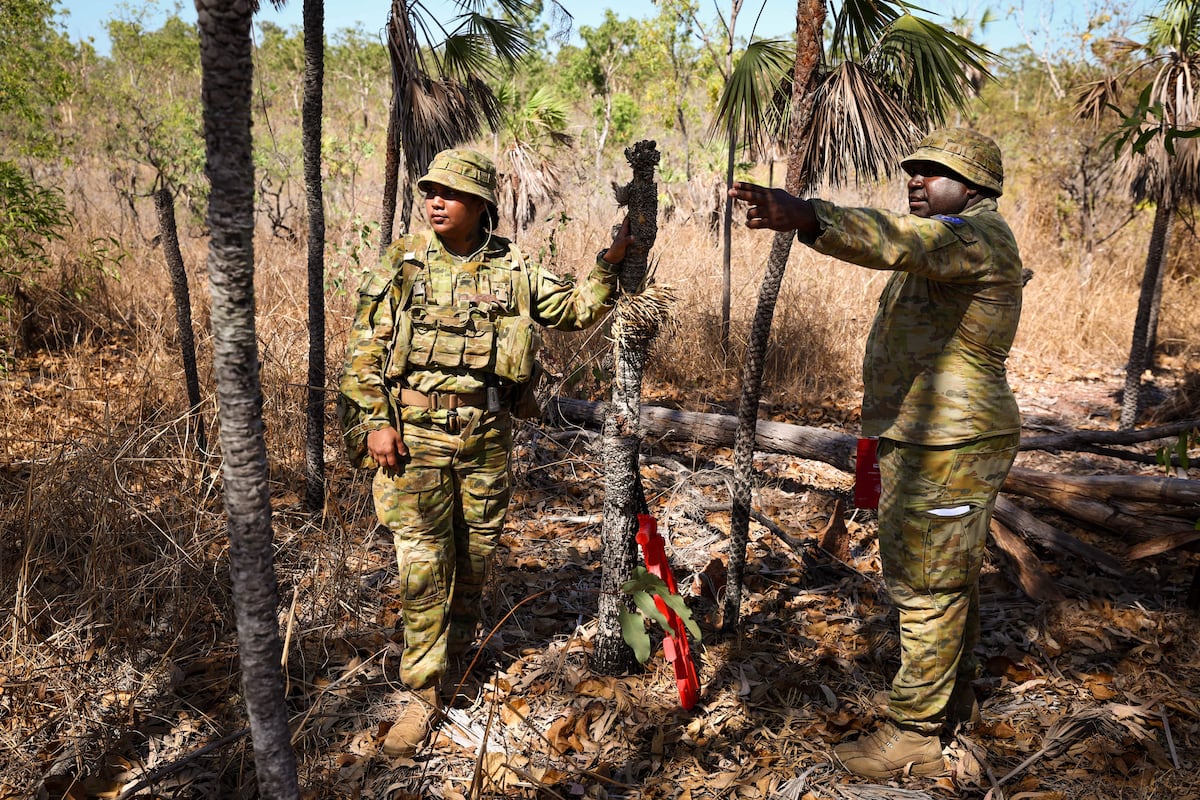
top-left (1120, 199), bottom-right (1174, 430)
top-left (302, 0), bottom-right (326, 513)
top-left (591, 140), bottom-right (661, 677)
top-left (196, 0), bottom-right (299, 794)
top-left (154, 186), bottom-right (207, 456)
top-left (725, 0), bottom-right (826, 633)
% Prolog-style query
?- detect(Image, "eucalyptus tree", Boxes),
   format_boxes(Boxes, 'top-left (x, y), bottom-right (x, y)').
top-left (379, 0), bottom-right (567, 245)
top-left (565, 11), bottom-right (641, 181)
top-left (1077, 0), bottom-right (1200, 430)
top-left (715, 0), bottom-right (995, 629)
top-left (195, 0), bottom-right (299, 794)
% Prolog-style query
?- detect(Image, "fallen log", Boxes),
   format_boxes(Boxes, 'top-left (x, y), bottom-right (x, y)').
top-left (1005, 465), bottom-right (1200, 506)
top-left (990, 518), bottom-right (1064, 603)
top-left (1020, 419), bottom-right (1200, 452)
top-left (1003, 467), bottom-right (1198, 541)
top-left (547, 396), bottom-right (856, 472)
top-left (993, 496), bottom-right (1124, 575)
top-left (544, 397), bottom-right (1187, 572)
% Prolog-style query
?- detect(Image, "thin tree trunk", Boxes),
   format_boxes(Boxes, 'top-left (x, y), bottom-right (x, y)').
top-left (380, 94), bottom-right (400, 248)
top-left (154, 186), bottom-right (207, 455)
top-left (720, 138), bottom-right (734, 353)
top-left (303, 0), bottom-right (326, 514)
top-left (724, 0), bottom-right (825, 633)
top-left (591, 141), bottom-right (660, 677)
top-left (196, 1), bottom-right (299, 795)
top-left (1120, 200), bottom-right (1174, 429)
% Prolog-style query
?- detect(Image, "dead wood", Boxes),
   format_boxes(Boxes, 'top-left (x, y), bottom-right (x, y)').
top-left (993, 496), bottom-right (1124, 574)
top-left (989, 519), bottom-right (1064, 603)
top-left (1003, 467), bottom-right (1198, 541)
top-left (547, 397), bottom-right (857, 472)
top-left (546, 397), bottom-right (1197, 571)
top-left (1005, 465), bottom-right (1200, 506)
top-left (1127, 529), bottom-right (1200, 560)
top-left (1019, 418), bottom-right (1200, 452)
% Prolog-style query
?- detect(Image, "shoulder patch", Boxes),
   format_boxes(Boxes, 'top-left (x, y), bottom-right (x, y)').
top-left (933, 214), bottom-right (967, 226)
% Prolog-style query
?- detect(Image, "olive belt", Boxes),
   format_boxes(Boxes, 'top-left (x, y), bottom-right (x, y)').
top-left (398, 387), bottom-right (489, 411)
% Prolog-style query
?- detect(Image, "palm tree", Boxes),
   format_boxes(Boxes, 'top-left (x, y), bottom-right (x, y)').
top-left (714, 0), bottom-right (995, 630)
top-left (494, 83), bottom-right (573, 236)
top-left (196, 0), bottom-right (299, 795)
top-left (302, 0), bottom-right (326, 513)
top-left (1076, 0), bottom-right (1200, 430)
top-left (379, 0), bottom-right (564, 246)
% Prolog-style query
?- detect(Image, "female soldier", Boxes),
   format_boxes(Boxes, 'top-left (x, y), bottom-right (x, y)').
top-left (339, 148), bottom-right (632, 756)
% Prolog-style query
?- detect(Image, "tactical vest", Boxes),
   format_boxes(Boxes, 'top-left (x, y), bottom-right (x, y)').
top-left (382, 233), bottom-right (541, 387)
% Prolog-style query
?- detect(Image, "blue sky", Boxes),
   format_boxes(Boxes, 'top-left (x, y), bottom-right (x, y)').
top-left (58, 1), bottom-right (1154, 58)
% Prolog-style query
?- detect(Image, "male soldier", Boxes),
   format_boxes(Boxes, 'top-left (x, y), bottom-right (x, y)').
top-left (339, 149), bottom-right (632, 756)
top-left (730, 129), bottom-right (1023, 779)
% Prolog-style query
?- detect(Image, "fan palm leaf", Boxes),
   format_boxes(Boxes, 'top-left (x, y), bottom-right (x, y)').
top-left (712, 7), bottom-right (995, 194)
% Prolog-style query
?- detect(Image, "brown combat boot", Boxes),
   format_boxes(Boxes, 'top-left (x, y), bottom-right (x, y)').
top-left (382, 687), bottom-right (440, 757)
top-left (833, 721), bottom-right (945, 779)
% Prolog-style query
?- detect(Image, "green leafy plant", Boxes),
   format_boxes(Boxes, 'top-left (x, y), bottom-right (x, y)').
top-left (327, 215), bottom-right (379, 296)
top-left (1156, 427), bottom-right (1198, 473)
top-left (618, 566), bottom-right (701, 664)
top-left (0, 160), bottom-right (70, 305)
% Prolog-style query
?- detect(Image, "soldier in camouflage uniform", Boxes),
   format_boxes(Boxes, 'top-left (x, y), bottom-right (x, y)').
top-left (339, 149), bottom-right (632, 757)
top-left (730, 129), bottom-right (1022, 779)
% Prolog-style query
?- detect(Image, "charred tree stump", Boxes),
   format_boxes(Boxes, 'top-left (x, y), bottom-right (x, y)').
top-left (591, 141), bottom-right (669, 677)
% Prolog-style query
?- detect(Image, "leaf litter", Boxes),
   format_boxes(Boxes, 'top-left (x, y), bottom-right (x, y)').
top-left (0, 344), bottom-right (1198, 799)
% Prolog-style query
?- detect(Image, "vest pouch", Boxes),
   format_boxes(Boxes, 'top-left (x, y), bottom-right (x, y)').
top-left (493, 314), bottom-right (542, 384)
top-left (406, 305), bottom-right (498, 370)
top-left (462, 311), bottom-right (496, 369)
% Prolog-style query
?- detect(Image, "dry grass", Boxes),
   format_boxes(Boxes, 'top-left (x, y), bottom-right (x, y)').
top-left (1, 156), bottom-right (1198, 797)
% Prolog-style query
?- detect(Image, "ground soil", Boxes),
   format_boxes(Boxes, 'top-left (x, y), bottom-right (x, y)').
top-left (3, 347), bottom-right (1198, 800)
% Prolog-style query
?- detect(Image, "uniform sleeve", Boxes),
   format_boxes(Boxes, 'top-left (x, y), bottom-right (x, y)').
top-left (337, 256), bottom-right (399, 429)
top-left (807, 199), bottom-right (991, 283)
top-left (529, 253), bottom-right (619, 331)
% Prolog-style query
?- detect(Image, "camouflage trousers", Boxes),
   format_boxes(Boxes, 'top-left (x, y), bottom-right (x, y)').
top-left (876, 433), bottom-right (1019, 734)
top-left (373, 405), bottom-right (513, 691)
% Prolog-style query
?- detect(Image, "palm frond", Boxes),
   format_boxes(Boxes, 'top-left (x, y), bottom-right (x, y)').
top-left (830, 0), bottom-right (904, 61)
top-left (872, 14), bottom-right (995, 128)
top-left (398, 74), bottom-right (499, 178)
top-left (441, 32), bottom-right (500, 78)
top-left (464, 13), bottom-right (530, 66)
top-left (708, 38), bottom-right (795, 153)
top-left (796, 61), bottom-right (923, 193)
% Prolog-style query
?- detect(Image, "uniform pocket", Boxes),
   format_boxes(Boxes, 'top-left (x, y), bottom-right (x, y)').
top-left (398, 552), bottom-right (448, 613)
top-left (460, 468), bottom-right (513, 527)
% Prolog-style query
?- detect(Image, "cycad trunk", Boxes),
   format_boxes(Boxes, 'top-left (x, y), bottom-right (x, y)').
top-left (591, 140), bottom-right (660, 677)
top-left (1120, 199), bottom-right (1174, 430)
top-left (196, 0), bottom-right (299, 795)
top-left (303, 0), bottom-right (326, 513)
top-left (154, 187), bottom-right (207, 456)
top-left (723, 0), bottom-right (826, 632)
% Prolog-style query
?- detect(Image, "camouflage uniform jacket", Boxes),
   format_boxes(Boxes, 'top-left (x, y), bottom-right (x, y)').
top-left (339, 232), bottom-right (618, 433)
top-left (804, 197), bottom-right (1023, 446)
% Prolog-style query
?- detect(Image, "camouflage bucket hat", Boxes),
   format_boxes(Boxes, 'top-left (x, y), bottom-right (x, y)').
top-left (418, 148), bottom-right (498, 208)
top-left (901, 128), bottom-right (1003, 196)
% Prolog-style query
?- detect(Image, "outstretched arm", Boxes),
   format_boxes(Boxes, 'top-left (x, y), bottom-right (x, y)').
top-left (729, 181), bottom-right (820, 239)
